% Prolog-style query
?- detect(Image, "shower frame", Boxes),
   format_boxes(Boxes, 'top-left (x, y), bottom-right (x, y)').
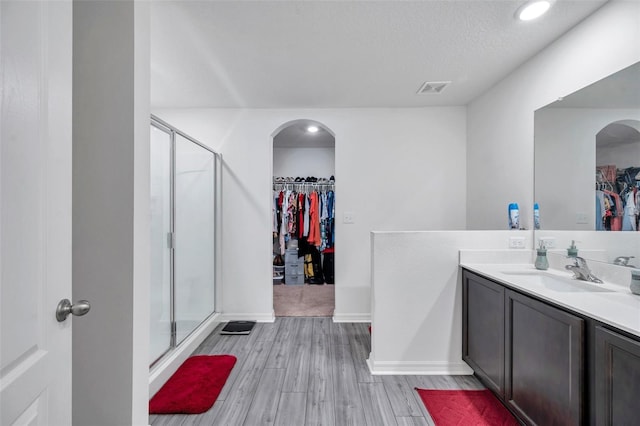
top-left (150, 114), bottom-right (220, 368)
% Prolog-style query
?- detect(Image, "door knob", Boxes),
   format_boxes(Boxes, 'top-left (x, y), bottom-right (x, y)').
top-left (56, 299), bottom-right (91, 322)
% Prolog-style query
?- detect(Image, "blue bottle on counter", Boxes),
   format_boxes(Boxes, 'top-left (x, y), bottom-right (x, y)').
top-left (534, 203), bottom-right (540, 230)
top-left (508, 203), bottom-right (520, 229)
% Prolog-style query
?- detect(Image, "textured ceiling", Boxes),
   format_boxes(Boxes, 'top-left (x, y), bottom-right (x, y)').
top-left (150, 0), bottom-right (608, 109)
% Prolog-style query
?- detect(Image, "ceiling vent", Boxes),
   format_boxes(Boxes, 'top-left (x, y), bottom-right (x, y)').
top-left (417, 81), bottom-right (451, 94)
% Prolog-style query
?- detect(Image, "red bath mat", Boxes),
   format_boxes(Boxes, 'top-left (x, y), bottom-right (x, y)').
top-left (149, 355), bottom-right (237, 414)
top-left (415, 388), bottom-right (519, 426)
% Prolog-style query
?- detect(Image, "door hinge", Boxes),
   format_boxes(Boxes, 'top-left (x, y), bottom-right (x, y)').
top-left (170, 321), bottom-right (177, 347)
top-left (167, 232), bottom-right (175, 249)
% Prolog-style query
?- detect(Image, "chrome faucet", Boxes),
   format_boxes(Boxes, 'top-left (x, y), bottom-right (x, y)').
top-left (565, 257), bottom-right (603, 283)
top-left (613, 256), bottom-right (636, 267)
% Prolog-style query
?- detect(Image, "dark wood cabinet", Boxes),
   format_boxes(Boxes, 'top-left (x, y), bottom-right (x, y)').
top-left (595, 326), bottom-right (640, 425)
top-left (462, 268), bottom-right (640, 425)
top-left (505, 289), bottom-right (584, 426)
top-left (462, 272), bottom-right (505, 397)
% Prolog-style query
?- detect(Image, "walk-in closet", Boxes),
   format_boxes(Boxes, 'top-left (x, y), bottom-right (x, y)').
top-left (595, 120), bottom-right (640, 232)
top-left (150, 116), bottom-right (220, 365)
top-left (272, 121), bottom-right (336, 317)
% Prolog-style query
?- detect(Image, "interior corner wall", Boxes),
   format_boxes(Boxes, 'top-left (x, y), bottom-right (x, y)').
top-left (73, 1), bottom-right (150, 425)
top-left (466, 0), bottom-right (640, 230)
top-left (152, 107), bottom-right (467, 320)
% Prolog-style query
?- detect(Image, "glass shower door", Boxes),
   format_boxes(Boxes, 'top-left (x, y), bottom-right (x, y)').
top-left (149, 124), bottom-right (172, 364)
top-left (174, 134), bottom-right (216, 344)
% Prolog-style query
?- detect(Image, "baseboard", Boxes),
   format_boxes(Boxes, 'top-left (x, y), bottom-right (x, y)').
top-left (149, 313), bottom-right (222, 396)
top-left (366, 357), bottom-right (473, 375)
top-left (332, 313), bottom-right (371, 323)
top-left (217, 312), bottom-right (275, 323)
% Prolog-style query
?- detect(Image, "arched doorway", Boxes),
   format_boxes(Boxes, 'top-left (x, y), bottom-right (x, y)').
top-left (596, 119), bottom-right (640, 232)
top-left (271, 119), bottom-right (336, 317)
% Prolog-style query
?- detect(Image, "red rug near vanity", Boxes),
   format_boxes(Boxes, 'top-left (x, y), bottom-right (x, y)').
top-left (149, 355), bottom-right (236, 414)
top-left (415, 388), bottom-right (519, 426)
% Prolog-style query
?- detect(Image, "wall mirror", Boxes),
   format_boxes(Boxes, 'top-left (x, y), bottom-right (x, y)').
top-left (534, 61), bottom-right (640, 266)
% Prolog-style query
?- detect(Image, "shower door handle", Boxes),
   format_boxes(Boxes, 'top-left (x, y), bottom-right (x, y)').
top-left (56, 298), bottom-right (91, 322)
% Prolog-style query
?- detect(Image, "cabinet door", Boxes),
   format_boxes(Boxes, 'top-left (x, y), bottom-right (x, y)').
top-left (505, 290), bottom-right (584, 426)
top-left (595, 326), bottom-right (640, 425)
top-left (462, 271), bottom-right (505, 396)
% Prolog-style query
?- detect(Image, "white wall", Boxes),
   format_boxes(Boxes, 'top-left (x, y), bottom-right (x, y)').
top-left (535, 108), bottom-right (640, 230)
top-left (73, 2), bottom-right (150, 425)
top-left (368, 228), bottom-right (639, 374)
top-left (597, 140), bottom-right (640, 169)
top-left (273, 147), bottom-right (335, 178)
top-left (467, 0), bottom-right (640, 230)
top-left (153, 108), bottom-right (467, 321)
top-left (369, 231), bottom-right (533, 374)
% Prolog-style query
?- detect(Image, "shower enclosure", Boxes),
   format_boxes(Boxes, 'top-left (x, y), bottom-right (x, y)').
top-left (150, 115), bottom-right (218, 366)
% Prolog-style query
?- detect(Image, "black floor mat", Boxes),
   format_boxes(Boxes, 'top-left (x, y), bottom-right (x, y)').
top-left (220, 320), bottom-right (256, 335)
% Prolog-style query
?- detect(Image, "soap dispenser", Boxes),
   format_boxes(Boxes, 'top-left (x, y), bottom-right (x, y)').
top-left (535, 241), bottom-right (549, 270)
top-left (630, 269), bottom-right (640, 296)
top-left (567, 240), bottom-right (579, 258)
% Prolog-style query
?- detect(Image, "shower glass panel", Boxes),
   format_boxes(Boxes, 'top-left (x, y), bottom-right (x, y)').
top-left (149, 124), bottom-right (172, 364)
top-left (174, 134), bottom-right (216, 345)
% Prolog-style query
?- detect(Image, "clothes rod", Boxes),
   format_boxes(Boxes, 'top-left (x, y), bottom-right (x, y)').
top-left (273, 181), bottom-right (334, 185)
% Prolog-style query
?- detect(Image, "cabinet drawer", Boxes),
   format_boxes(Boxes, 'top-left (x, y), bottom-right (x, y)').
top-left (285, 262), bottom-right (304, 275)
top-left (285, 273), bottom-right (304, 285)
top-left (285, 250), bottom-right (299, 263)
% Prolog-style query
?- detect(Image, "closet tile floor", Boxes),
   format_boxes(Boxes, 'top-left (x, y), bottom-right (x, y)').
top-left (149, 318), bottom-right (485, 426)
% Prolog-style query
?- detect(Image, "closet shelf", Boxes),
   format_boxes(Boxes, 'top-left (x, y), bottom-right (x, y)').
top-left (273, 181), bottom-right (335, 188)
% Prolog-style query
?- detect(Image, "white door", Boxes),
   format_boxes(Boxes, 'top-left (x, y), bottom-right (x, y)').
top-left (1, 1), bottom-right (74, 425)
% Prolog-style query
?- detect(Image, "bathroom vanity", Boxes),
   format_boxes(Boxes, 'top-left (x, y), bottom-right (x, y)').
top-left (461, 264), bottom-right (640, 426)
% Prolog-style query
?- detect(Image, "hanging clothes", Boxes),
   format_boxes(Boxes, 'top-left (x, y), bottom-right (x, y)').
top-left (601, 190), bottom-right (623, 231)
top-left (287, 191), bottom-right (297, 236)
top-left (273, 179), bottom-right (336, 285)
top-left (303, 195), bottom-right (310, 237)
top-left (328, 190), bottom-right (335, 246)
top-left (595, 191), bottom-right (605, 231)
top-left (307, 190), bottom-right (321, 246)
top-left (596, 166), bottom-right (639, 232)
top-left (274, 190), bottom-right (284, 253)
top-left (622, 190), bottom-right (637, 231)
top-left (636, 188), bottom-right (640, 230)
top-left (273, 190), bottom-right (279, 235)
top-left (319, 191), bottom-right (327, 250)
top-left (297, 192), bottom-right (305, 238)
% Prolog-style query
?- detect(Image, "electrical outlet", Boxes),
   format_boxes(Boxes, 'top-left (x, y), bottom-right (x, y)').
top-left (509, 236), bottom-right (526, 249)
top-left (540, 237), bottom-right (556, 248)
top-left (343, 211), bottom-right (355, 224)
top-left (575, 212), bottom-right (589, 224)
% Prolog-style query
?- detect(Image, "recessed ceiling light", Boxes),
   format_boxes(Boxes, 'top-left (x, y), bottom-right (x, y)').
top-left (517, 0), bottom-right (551, 21)
top-left (307, 125), bottom-right (319, 133)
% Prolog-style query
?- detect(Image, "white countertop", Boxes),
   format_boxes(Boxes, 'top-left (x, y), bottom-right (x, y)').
top-left (460, 262), bottom-right (640, 338)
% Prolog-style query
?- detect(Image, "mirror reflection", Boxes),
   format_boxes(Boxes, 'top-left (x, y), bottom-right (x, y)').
top-left (534, 62), bottom-right (640, 266)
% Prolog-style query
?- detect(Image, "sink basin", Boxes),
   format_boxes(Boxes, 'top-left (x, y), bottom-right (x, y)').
top-left (500, 270), bottom-right (615, 293)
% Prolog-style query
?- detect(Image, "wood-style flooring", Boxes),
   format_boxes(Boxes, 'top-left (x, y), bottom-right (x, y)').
top-left (150, 317), bottom-right (484, 426)
top-left (273, 284), bottom-right (335, 317)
